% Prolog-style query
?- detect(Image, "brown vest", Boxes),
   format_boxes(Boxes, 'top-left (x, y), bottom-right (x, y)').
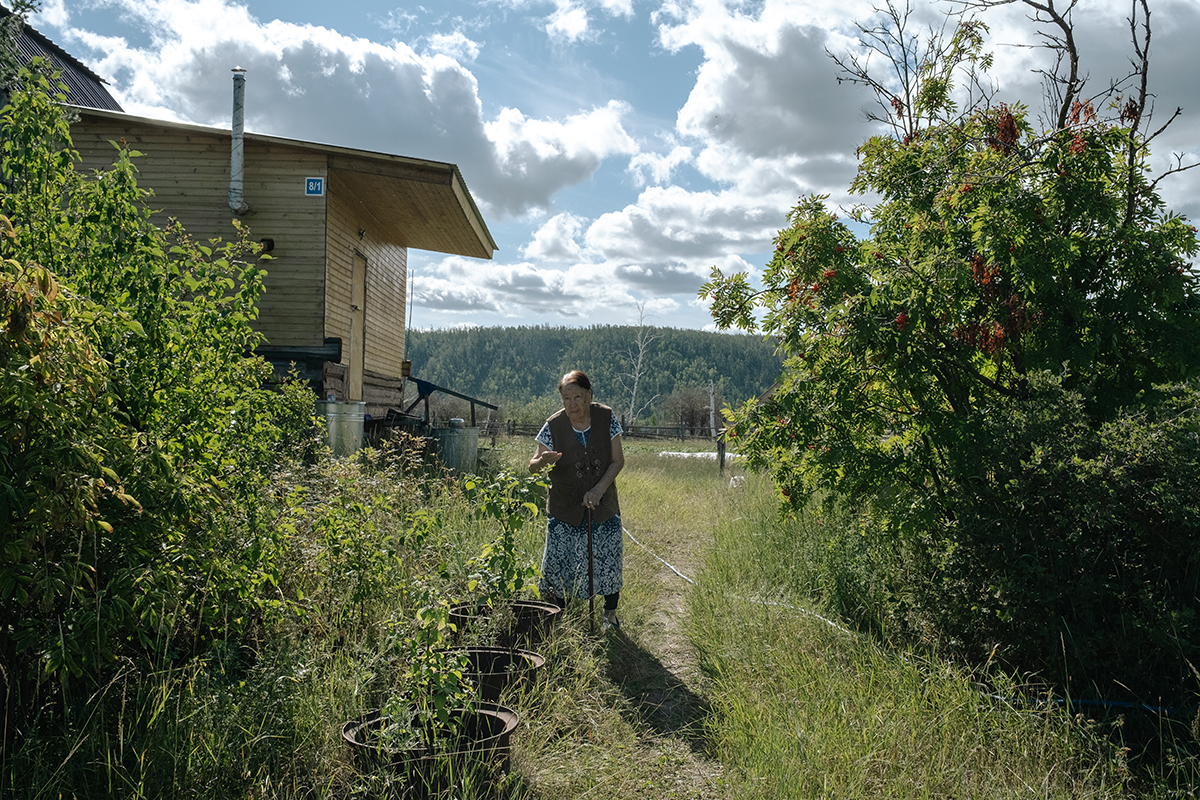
top-left (546, 403), bottom-right (620, 526)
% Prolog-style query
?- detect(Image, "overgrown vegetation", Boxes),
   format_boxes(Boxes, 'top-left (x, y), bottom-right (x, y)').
top-left (703, 0), bottom-right (1200, 710)
top-left (1, 62), bottom-right (311, 745)
top-left (0, 54), bottom-right (545, 793)
top-left (0, 47), bottom-right (724, 800)
top-left (690, 472), bottom-right (1200, 798)
top-left (1, 431), bottom-right (549, 798)
top-left (5, 3), bottom-right (1199, 797)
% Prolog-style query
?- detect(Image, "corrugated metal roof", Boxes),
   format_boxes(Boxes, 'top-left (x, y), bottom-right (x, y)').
top-left (2, 7), bottom-right (123, 111)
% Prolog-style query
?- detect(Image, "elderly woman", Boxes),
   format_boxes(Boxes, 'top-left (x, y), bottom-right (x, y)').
top-left (528, 370), bottom-right (625, 631)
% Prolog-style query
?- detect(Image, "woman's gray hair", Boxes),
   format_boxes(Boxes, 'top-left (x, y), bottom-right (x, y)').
top-left (559, 370), bottom-right (592, 392)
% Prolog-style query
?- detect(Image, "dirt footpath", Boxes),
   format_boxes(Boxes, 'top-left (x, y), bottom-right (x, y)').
top-left (601, 520), bottom-right (731, 798)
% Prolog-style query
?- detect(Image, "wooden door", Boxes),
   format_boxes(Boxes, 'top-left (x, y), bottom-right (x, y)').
top-left (348, 252), bottom-right (366, 401)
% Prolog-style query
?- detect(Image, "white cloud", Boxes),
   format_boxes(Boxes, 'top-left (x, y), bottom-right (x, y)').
top-left (378, 8), bottom-right (420, 35)
top-left (522, 213), bottom-right (587, 261)
top-left (484, 100), bottom-right (638, 213)
top-left (33, 0), bottom-right (70, 27)
top-left (416, 256), bottom-right (637, 319)
top-left (487, 101), bottom-right (635, 167)
top-left (488, 0), bottom-right (634, 42)
top-left (424, 31), bottom-right (482, 62)
top-left (587, 184), bottom-right (785, 263)
top-left (546, 0), bottom-right (590, 42)
top-left (41, 0), bottom-right (638, 218)
top-left (600, 0), bottom-right (634, 15)
top-left (642, 295), bottom-right (680, 315)
top-left (412, 231), bottom-right (751, 323)
top-left (628, 144), bottom-right (693, 186)
top-left (653, 0), bottom-right (878, 210)
top-left (676, 24), bottom-right (861, 161)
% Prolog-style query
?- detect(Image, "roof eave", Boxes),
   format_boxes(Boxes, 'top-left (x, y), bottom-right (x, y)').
top-left (69, 106), bottom-right (497, 260)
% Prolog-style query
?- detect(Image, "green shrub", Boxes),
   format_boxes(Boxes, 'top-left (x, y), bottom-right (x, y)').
top-left (789, 375), bottom-right (1200, 707)
top-left (701, 8), bottom-right (1200, 710)
top-left (922, 377), bottom-right (1200, 705)
top-left (0, 65), bottom-right (312, 742)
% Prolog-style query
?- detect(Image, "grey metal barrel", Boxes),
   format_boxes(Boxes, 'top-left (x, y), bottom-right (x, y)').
top-left (434, 418), bottom-right (479, 473)
top-left (315, 400), bottom-right (365, 456)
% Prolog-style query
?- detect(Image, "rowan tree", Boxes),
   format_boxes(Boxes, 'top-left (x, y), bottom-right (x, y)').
top-left (701, 0), bottom-right (1200, 703)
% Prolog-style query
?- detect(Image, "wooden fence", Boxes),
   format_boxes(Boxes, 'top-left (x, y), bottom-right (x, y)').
top-left (499, 421), bottom-right (720, 441)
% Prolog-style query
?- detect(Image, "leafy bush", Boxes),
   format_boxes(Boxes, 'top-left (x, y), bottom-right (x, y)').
top-left (1, 66), bottom-right (311, 739)
top-left (462, 470), bottom-right (544, 605)
top-left (1, 433), bottom-right (539, 797)
top-left (0, 62), bottom-right (550, 796)
top-left (924, 377), bottom-right (1200, 704)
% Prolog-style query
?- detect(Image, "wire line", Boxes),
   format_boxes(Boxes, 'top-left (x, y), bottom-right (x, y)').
top-left (622, 526), bottom-right (853, 636)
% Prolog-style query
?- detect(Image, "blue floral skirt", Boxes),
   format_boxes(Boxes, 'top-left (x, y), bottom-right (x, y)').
top-left (538, 513), bottom-right (623, 599)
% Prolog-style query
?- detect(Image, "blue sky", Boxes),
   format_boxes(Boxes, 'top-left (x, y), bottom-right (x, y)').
top-left (26, 0), bottom-right (1200, 330)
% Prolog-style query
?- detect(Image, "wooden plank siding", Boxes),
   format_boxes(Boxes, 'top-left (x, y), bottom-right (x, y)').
top-left (326, 171), bottom-right (409, 413)
top-left (69, 117), bottom-right (329, 349)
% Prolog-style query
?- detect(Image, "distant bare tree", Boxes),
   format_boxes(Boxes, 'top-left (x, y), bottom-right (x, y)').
top-left (614, 302), bottom-right (659, 425)
top-left (662, 385), bottom-right (719, 435)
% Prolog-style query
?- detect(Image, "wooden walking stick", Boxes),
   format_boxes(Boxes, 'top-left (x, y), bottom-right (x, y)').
top-left (587, 506), bottom-right (595, 635)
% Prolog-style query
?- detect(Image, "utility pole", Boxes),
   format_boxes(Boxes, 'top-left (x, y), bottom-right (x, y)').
top-left (709, 380), bottom-right (716, 440)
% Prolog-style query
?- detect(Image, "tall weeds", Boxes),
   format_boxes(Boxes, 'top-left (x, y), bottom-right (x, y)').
top-left (687, 471), bottom-right (1199, 798)
top-left (8, 438), bottom-right (1196, 798)
top-left (2, 438), bottom-right (537, 798)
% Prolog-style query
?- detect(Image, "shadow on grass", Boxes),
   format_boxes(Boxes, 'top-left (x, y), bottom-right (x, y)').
top-left (602, 629), bottom-right (713, 754)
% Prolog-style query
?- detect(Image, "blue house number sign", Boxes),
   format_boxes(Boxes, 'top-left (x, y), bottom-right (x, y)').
top-left (305, 177), bottom-right (325, 196)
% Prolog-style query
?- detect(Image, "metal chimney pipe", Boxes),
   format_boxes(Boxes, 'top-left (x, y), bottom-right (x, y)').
top-left (228, 67), bottom-right (250, 215)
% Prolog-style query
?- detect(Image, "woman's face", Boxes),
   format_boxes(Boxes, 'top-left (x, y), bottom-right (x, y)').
top-left (560, 384), bottom-right (592, 418)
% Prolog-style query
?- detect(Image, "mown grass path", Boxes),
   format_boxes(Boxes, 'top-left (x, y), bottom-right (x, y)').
top-left (603, 449), bottom-right (732, 797)
top-left (503, 442), bottom-right (735, 799)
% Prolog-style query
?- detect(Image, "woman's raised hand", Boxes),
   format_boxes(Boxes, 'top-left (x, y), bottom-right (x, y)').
top-left (529, 449), bottom-right (563, 473)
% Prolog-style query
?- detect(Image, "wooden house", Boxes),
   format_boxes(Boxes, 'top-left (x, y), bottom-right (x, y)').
top-left (7, 15), bottom-right (496, 416)
top-left (68, 104), bottom-right (496, 416)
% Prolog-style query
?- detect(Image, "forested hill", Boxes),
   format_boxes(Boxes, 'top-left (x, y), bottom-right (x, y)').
top-left (405, 325), bottom-right (782, 423)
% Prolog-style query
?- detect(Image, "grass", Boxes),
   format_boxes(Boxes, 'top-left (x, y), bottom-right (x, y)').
top-left (690, 593), bottom-right (1130, 798)
top-left (5, 435), bottom-right (1195, 798)
top-left (688, 469), bottom-right (1198, 798)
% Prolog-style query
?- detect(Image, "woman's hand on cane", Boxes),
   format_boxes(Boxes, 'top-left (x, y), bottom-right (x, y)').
top-left (583, 488), bottom-right (603, 509)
